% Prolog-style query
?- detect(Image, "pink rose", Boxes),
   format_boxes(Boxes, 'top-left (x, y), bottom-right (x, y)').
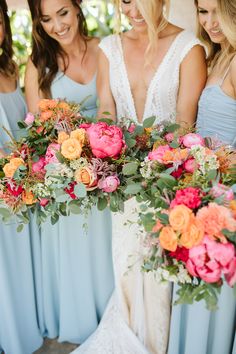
top-left (183, 158), bottom-right (197, 173)
top-left (148, 145), bottom-right (171, 163)
top-left (182, 133), bottom-right (205, 148)
top-left (170, 187), bottom-right (202, 209)
top-left (86, 122), bottom-right (125, 159)
top-left (39, 198), bottom-right (49, 207)
top-left (24, 112), bottom-right (35, 125)
top-left (79, 123), bottom-right (92, 130)
top-left (98, 175), bottom-right (120, 193)
top-left (211, 184), bottom-right (234, 201)
top-left (224, 257), bottom-right (236, 287)
top-left (45, 143), bottom-right (60, 164)
top-left (32, 157), bottom-right (46, 173)
top-left (128, 123), bottom-right (136, 133)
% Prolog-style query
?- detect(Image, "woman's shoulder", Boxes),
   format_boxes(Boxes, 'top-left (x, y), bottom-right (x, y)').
top-left (229, 55), bottom-right (236, 92)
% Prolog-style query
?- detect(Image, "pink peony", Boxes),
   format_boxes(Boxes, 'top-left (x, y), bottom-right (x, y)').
top-left (98, 175), bottom-right (120, 193)
top-left (24, 112), bottom-right (35, 125)
top-left (224, 257), bottom-right (236, 287)
top-left (86, 122), bottom-right (125, 159)
top-left (182, 133), bottom-right (205, 148)
top-left (148, 145), bottom-right (171, 163)
top-left (32, 157), bottom-right (46, 173)
top-left (183, 158), bottom-right (197, 173)
top-left (170, 187), bottom-right (202, 209)
top-left (45, 143), bottom-right (60, 164)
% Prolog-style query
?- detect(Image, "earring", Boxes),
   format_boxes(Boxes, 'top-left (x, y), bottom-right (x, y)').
top-left (0, 47), bottom-right (3, 55)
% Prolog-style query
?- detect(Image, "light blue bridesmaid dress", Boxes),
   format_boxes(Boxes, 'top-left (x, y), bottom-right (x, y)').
top-left (38, 73), bottom-right (114, 343)
top-left (0, 85), bottom-right (43, 354)
top-left (168, 71), bottom-right (236, 354)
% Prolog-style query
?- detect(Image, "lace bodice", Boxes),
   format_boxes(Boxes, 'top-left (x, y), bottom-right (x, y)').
top-left (99, 30), bottom-right (202, 123)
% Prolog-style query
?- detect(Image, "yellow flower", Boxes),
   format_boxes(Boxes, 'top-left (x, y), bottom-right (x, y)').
top-left (3, 158), bottom-right (25, 178)
top-left (61, 138), bottom-right (82, 160)
top-left (70, 129), bottom-right (87, 146)
top-left (58, 131), bottom-right (70, 144)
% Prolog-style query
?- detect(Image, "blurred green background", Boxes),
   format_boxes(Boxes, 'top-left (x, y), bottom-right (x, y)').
top-left (10, 1), bottom-right (129, 86)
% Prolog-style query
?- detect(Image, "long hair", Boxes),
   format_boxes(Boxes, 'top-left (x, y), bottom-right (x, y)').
top-left (0, 0), bottom-right (17, 78)
top-left (194, 0), bottom-right (221, 68)
top-left (113, 0), bottom-right (170, 64)
top-left (216, 0), bottom-right (236, 73)
top-left (27, 0), bottom-right (88, 98)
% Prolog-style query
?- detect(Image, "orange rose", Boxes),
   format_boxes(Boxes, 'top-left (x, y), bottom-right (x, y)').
top-left (61, 138), bottom-right (82, 160)
top-left (70, 129), bottom-right (87, 146)
top-left (3, 158), bottom-right (25, 178)
top-left (38, 99), bottom-right (58, 111)
top-left (162, 148), bottom-right (189, 164)
top-left (180, 216), bottom-right (204, 249)
top-left (22, 190), bottom-right (36, 205)
top-left (40, 110), bottom-right (53, 122)
top-left (58, 131), bottom-right (69, 144)
top-left (74, 166), bottom-right (97, 190)
top-left (169, 205), bottom-right (193, 232)
top-left (159, 226), bottom-right (178, 252)
top-left (57, 101), bottom-right (70, 110)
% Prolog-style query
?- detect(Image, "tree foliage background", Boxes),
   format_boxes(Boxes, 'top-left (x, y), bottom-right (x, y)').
top-left (10, 1), bottom-right (129, 85)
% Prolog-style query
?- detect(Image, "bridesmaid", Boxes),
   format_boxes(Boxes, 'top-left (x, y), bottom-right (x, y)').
top-left (0, 1), bottom-right (43, 353)
top-left (25, 0), bottom-right (114, 345)
top-left (168, 1), bottom-right (236, 354)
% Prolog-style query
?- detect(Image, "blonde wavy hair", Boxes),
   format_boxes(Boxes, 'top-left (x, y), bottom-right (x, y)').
top-left (195, 0), bottom-right (236, 74)
top-left (113, 0), bottom-right (170, 63)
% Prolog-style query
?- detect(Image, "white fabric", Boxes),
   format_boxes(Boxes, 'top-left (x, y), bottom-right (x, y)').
top-left (99, 30), bottom-right (202, 124)
top-left (71, 29), bottom-right (202, 354)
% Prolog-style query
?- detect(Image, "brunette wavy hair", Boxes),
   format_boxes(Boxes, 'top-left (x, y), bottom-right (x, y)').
top-left (0, 0), bottom-right (17, 78)
top-left (27, 0), bottom-right (88, 97)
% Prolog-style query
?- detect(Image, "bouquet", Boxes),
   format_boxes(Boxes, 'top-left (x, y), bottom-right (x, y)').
top-left (138, 130), bottom-right (236, 309)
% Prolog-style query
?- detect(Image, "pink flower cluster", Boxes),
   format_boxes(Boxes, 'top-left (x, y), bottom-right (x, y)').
top-left (187, 236), bottom-right (236, 286)
top-left (170, 187), bottom-right (202, 209)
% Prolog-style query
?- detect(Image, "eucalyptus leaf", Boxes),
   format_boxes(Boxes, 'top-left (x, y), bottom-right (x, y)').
top-left (143, 116), bottom-right (156, 128)
top-left (122, 162), bottom-right (138, 176)
top-left (17, 224), bottom-right (24, 233)
top-left (74, 183), bottom-right (87, 198)
top-left (97, 197), bottom-right (108, 211)
top-left (0, 208), bottom-right (12, 219)
top-left (124, 183), bottom-right (142, 195)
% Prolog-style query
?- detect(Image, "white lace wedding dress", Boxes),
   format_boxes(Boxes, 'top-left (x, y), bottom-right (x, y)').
top-left (71, 30), bottom-right (202, 354)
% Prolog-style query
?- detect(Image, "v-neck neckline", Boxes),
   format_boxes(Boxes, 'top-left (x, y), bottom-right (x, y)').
top-left (118, 30), bottom-right (185, 124)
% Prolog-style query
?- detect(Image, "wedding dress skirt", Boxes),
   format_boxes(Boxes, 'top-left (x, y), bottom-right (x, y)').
top-left (71, 199), bottom-right (171, 354)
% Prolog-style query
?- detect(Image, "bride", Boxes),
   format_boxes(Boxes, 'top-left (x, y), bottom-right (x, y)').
top-left (72, 0), bottom-right (206, 353)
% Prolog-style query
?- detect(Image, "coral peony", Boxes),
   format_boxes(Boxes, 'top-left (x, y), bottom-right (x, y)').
top-left (170, 187), bottom-right (202, 209)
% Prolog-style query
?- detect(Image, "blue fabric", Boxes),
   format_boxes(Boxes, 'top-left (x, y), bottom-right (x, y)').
top-left (168, 84), bottom-right (236, 354)
top-left (0, 87), bottom-right (43, 354)
top-left (37, 73), bottom-right (114, 343)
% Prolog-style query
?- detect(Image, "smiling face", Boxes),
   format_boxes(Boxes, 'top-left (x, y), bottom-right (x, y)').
top-left (197, 0), bottom-right (226, 45)
top-left (120, 0), bottom-right (147, 32)
top-left (39, 0), bottom-right (80, 47)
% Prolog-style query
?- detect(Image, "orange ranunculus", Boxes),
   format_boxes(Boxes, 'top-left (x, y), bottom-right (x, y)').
top-left (159, 226), bottom-right (178, 252)
top-left (61, 138), bottom-right (82, 160)
top-left (57, 101), bottom-right (70, 110)
top-left (40, 110), bottom-right (53, 122)
top-left (70, 129), bottom-right (87, 146)
top-left (196, 202), bottom-right (236, 241)
top-left (38, 99), bottom-right (58, 111)
top-left (180, 216), bottom-right (204, 249)
top-left (169, 204), bottom-right (193, 232)
top-left (162, 148), bottom-right (189, 164)
top-left (3, 158), bottom-right (25, 178)
top-left (22, 190), bottom-right (36, 205)
top-left (57, 131), bottom-right (69, 144)
top-left (74, 166), bottom-right (97, 190)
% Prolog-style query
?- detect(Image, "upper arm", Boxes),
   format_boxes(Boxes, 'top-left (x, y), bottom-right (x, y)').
top-left (24, 58), bottom-right (45, 113)
top-left (177, 45), bottom-right (207, 128)
top-left (96, 48), bottom-right (116, 120)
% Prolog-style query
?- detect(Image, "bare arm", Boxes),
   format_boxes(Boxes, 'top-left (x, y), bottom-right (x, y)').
top-left (24, 58), bottom-right (45, 113)
top-left (97, 49), bottom-right (116, 120)
top-left (230, 55), bottom-right (236, 99)
top-left (176, 45), bottom-right (207, 128)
